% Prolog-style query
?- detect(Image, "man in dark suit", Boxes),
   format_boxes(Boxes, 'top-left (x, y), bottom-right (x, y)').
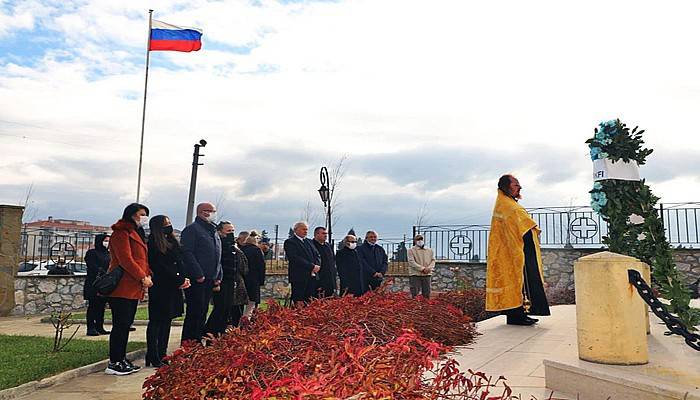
top-left (357, 230), bottom-right (388, 291)
top-left (283, 221), bottom-right (321, 306)
top-left (311, 226), bottom-right (337, 298)
top-left (181, 202), bottom-right (222, 343)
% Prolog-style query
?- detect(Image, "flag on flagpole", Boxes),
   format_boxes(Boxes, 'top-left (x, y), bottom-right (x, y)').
top-left (149, 20), bottom-right (202, 52)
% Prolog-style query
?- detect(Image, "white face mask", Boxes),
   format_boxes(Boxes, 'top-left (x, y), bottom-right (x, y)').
top-left (416, 240), bottom-right (424, 247)
top-left (348, 242), bottom-right (357, 250)
top-left (206, 212), bottom-right (217, 223)
top-left (139, 215), bottom-right (149, 227)
top-left (103, 241), bottom-right (109, 249)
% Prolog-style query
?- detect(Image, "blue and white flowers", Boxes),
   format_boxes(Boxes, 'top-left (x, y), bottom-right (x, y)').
top-left (589, 119), bottom-right (619, 160)
top-left (590, 190), bottom-right (608, 213)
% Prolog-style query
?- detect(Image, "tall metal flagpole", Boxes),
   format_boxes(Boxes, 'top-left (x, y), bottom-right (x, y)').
top-left (136, 9), bottom-right (154, 203)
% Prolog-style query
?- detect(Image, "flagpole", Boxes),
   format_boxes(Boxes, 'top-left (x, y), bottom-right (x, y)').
top-left (136, 9), bottom-right (153, 203)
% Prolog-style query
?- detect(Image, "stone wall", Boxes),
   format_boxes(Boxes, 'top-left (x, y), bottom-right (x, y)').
top-left (11, 248), bottom-right (700, 316)
top-left (0, 205), bottom-right (24, 316)
top-left (259, 261), bottom-right (488, 298)
top-left (13, 276), bottom-right (86, 316)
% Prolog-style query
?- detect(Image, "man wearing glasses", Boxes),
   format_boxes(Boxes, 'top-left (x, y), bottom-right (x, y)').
top-left (181, 202), bottom-right (222, 342)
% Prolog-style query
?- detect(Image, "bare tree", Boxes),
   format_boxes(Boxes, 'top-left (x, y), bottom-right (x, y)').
top-left (20, 183), bottom-right (38, 223)
top-left (300, 200), bottom-right (322, 228)
top-left (415, 198), bottom-right (430, 227)
top-left (214, 191), bottom-right (227, 221)
top-left (327, 154), bottom-right (349, 229)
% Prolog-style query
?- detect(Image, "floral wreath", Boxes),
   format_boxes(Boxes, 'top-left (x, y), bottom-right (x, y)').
top-left (587, 119), bottom-right (699, 329)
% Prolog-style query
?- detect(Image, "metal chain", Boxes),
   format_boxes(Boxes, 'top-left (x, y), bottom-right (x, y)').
top-left (627, 269), bottom-right (700, 351)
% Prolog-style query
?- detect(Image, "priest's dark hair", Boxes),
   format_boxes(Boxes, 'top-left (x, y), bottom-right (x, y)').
top-left (498, 174), bottom-right (514, 195)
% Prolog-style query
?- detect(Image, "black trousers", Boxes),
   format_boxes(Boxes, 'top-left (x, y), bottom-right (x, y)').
top-left (205, 283), bottom-right (234, 335)
top-left (86, 296), bottom-right (107, 331)
top-left (522, 230), bottom-right (551, 316)
top-left (182, 280), bottom-right (214, 343)
top-left (146, 319), bottom-right (173, 362)
top-left (108, 297), bottom-right (138, 363)
top-left (367, 277), bottom-right (383, 291)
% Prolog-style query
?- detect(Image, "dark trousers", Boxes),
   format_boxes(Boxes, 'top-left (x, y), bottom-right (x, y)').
top-left (367, 277), bottom-right (383, 291)
top-left (409, 276), bottom-right (431, 298)
top-left (182, 280), bottom-right (213, 343)
top-left (503, 306), bottom-right (526, 321)
top-left (290, 280), bottom-right (310, 302)
top-left (146, 319), bottom-right (173, 363)
top-left (205, 285), bottom-right (234, 335)
top-left (108, 297), bottom-right (138, 363)
top-left (86, 296), bottom-right (107, 332)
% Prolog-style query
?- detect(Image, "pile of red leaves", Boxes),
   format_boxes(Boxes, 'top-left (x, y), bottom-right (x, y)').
top-left (435, 288), bottom-right (494, 322)
top-left (143, 289), bottom-right (514, 399)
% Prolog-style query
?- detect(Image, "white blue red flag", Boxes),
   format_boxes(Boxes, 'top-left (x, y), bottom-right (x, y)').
top-left (149, 20), bottom-right (202, 52)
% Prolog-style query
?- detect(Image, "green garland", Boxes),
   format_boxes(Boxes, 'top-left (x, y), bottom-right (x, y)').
top-left (587, 119), bottom-right (700, 329)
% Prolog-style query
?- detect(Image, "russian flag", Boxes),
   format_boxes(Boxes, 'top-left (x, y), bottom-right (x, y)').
top-left (149, 20), bottom-right (202, 52)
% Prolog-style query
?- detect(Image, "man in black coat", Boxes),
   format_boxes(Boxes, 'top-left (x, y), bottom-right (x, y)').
top-left (311, 226), bottom-right (337, 298)
top-left (181, 202), bottom-right (222, 343)
top-left (357, 230), bottom-right (388, 291)
top-left (283, 221), bottom-right (321, 306)
top-left (84, 233), bottom-right (110, 336)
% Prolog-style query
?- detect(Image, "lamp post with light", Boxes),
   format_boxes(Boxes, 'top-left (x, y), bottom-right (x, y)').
top-left (185, 139), bottom-right (207, 225)
top-left (318, 166), bottom-right (332, 246)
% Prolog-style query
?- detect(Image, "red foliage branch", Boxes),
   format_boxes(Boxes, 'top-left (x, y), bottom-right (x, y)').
top-left (143, 290), bottom-right (516, 399)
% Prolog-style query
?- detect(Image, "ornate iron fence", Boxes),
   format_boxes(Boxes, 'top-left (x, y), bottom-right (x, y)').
top-left (415, 202), bottom-right (700, 262)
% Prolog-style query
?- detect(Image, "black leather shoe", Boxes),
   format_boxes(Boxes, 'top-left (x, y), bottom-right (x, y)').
top-left (97, 328), bottom-right (111, 335)
top-left (507, 317), bottom-right (536, 326)
top-left (86, 330), bottom-right (100, 336)
top-left (525, 316), bottom-right (539, 323)
top-left (128, 327), bottom-right (136, 332)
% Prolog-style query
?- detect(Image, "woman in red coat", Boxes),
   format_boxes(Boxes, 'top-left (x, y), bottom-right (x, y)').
top-left (105, 203), bottom-right (153, 376)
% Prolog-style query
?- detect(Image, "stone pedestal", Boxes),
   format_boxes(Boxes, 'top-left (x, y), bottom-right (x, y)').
top-left (0, 205), bottom-right (24, 317)
top-left (574, 251), bottom-right (648, 365)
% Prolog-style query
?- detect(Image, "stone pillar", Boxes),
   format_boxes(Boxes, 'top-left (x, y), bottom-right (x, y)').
top-left (574, 251), bottom-right (648, 365)
top-left (0, 205), bottom-right (24, 316)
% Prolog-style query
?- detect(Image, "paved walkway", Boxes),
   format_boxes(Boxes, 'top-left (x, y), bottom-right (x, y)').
top-left (0, 314), bottom-right (181, 400)
top-left (453, 305), bottom-right (578, 399)
top-left (3, 301), bottom-right (697, 399)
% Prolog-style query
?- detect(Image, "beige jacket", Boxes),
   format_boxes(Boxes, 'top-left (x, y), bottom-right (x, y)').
top-left (407, 246), bottom-right (436, 276)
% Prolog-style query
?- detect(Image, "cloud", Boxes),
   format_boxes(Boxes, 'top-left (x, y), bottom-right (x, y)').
top-left (2, 0), bottom-right (700, 238)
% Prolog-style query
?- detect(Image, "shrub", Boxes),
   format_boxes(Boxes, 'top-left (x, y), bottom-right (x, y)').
top-left (143, 290), bottom-right (520, 399)
top-left (435, 288), bottom-right (495, 322)
top-left (545, 287), bottom-right (576, 306)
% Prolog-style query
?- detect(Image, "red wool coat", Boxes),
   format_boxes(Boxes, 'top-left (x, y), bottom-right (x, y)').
top-left (108, 220), bottom-right (151, 300)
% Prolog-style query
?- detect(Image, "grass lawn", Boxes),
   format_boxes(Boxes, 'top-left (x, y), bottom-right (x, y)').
top-left (70, 300), bottom-right (277, 322)
top-left (0, 335), bottom-right (145, 391)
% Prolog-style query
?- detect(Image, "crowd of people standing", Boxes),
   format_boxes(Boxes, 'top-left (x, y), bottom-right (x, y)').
top-left (84, 201), bottom-right (438, 376)
top-left (80, 173), bottom-right (551, 378)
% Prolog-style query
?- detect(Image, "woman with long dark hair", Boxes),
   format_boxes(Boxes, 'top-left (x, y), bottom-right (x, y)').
top-left (105, 203), bottom-right (153, 376)
top-left (146, 215), bottom-right (191, 367)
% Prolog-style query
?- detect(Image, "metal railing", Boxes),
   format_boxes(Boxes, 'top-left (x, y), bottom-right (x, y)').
top-left (660, 202), bottom-right (700, 245)
top-left (415, 202), bottom-right (700, 262)
top-left (19, 229), bottom-right (98, 274)
top-left (413, 225), bottom-right (490, 262)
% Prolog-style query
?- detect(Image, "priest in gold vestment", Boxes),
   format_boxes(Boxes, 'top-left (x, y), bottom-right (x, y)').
top-left (486, 175), bottom-right (550, 325)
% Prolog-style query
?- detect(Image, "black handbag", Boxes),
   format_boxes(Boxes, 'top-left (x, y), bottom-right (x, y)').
top-left (93, 266), bottom-right (124, 296)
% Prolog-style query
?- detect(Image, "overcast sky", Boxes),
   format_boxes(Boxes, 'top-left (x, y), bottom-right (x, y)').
top-left (1, 0), bottom-right (699, 238)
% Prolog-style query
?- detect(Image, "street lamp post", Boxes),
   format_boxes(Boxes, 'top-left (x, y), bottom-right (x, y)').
top-left (318, 166), bottom-right (332, 246)
top-left (185, 139), bottom-right (207, 226)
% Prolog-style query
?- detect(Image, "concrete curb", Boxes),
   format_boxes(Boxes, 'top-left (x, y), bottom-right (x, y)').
top-left (39, 318), bottom-right (184, 326)
top-left (0, 348), bottom-right (147, 400)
